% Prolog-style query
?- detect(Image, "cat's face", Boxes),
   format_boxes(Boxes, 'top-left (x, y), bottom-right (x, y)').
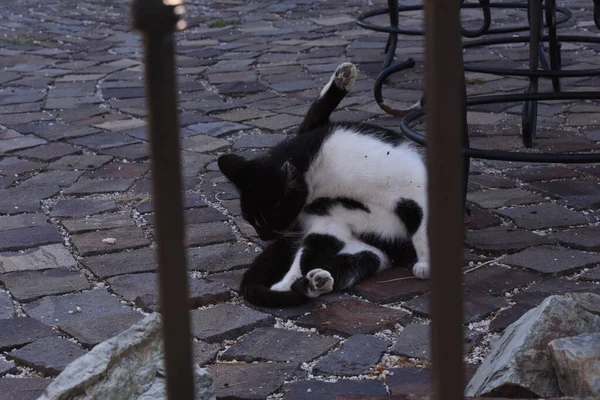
top-left (218, 154), bottom-right (307, 242)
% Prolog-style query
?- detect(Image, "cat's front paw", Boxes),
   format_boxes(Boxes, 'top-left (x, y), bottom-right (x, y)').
top-left (412, 262), bottom-right (430, 279)
top-left (333, 63), bottom-right (357, 92)
top-left (306, 268), bottom-right (334, 298)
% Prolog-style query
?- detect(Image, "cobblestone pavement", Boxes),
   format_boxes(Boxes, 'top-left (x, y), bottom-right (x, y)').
top-left (0, 0), bottom-right (599, 398)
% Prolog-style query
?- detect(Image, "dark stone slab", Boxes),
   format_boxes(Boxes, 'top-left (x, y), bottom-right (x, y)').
top-left (209, 362), bottom-right (303, 400)
top-left (246, 114), bottom-right (303, 131)
top-left (0, 378), bottom-right (50, 400)
top-left (511, 277), bottom-right (600, 309)
top-left (550, 226), bottom-right (600, 251)
top-left (136, 193), bottom-right (207, 213)
top-left (464, 266), bottom-right (540, 296)
top-left (505, 166), bottom-right (583, 182)
top-left (7, 336), bottom-right (86, 376)
top-left (61, 213), bottom-right (135, 234)
top-left (0, 317), bottom-right (58, 351)
top-left (187, 243), bottom-right (254, 272)
top-left (466, 188), bottom-right (544, 209)
top-left (387, 367), bottom-right (432, 396)
top-left (529, 179), bottom-right (600, 198)
top-left (233, 134), bottom-right (287, 149)
top-left (51, 199), bottom-right (118, 218)
top-left (0, 291), bottom-right (14, 319)
top-left (313, 335), bottom-right (389, 376)
top-left (0, 269), bottom-right (90, 302)
top-left (0, 186), bottom-right (60, 214)
top-left (101, 143), bottom-right (150, 160)
top-left (48, 155), bottom-right (112, 170)
top-left (13, 142), bottom-right (81, 161)
top-left (296, 299), bottom-right (411, 336)
top-left (253, 293), bottom-right (352, 319)
top-left (146, 207), bottom-right (227, 226)
top-left (0, 359), bottom-right (16, 377)
top-left (186, 222), bottom-right (235, 247)
top-left (390, 324), bottom-right (431, 360)
top-left (496, 203), bottom-right (589, 229)
top-left (186, 121), bottom-right (249, 137)
top-left (107, 273), bottom-right (230, 311)
top-left (87, 162), bottom-right (149, 179)
top-left (0, 225), bottom-right (62, 252)
top-left (63, 178), bottom-right (135, 195)
top-left (68, 132), bottom-right (141, 151)
top-left (0, 158), bottom-right (43, 176)
top-left (190, 304), bottom-right (274, 343)
top-left (222, 327), bottom-right (338, 363)
top-left (465, 205), bottom-right (503, 230)
top-left (350, 268), bottom-right (430, 304)
top-left (204, 268), bottom-right (246, 292)
top-left (70, 227), bottom-right (150, 256)
top-left (23, 289), bottom-right (131, 329)
top-left (20, 170), bottom-right (83, 187)
top-left (82, 247), bottom-right (157, 278)
top-left (489, 304), bottom-right (532, 333)
top-left (465, 226), bottom-right (551, 254)
top-left (404, 293), bottom-right (506, 323)
top-left (59, 310), bottom-right (144, 348)
top-left (192, 340), bottom-right (221, 366)
top-left (581, 266), bottom-right (600, 281)
top-left (283, 380), bottom-right (387, 400)
top-left (503, 245), bottom-right (600, 274)
top-left (469, 174), bottom-right (515, 190)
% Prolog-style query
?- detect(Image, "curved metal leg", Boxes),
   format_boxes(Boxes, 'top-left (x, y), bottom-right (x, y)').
top-left (523, 0), bottom-right (542, 148)
top-left (461, 0), bottom-right (492, 38)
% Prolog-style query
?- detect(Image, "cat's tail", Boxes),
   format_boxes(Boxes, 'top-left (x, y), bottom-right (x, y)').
top-left (242, 284), bottom-right (310, 308)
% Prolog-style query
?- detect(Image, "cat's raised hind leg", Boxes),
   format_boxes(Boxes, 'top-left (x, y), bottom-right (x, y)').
top-left (298, 62), bottom-right (357, 133)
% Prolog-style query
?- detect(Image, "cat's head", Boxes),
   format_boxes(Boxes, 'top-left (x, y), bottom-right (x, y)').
top-left (218, 154), bottom-right (307, 242)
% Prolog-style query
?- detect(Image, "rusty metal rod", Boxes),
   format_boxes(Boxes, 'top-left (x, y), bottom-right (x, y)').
top-left (132, 1), bottom-right (195, 399)
top-left (424, 0), bottom-right (466, 399)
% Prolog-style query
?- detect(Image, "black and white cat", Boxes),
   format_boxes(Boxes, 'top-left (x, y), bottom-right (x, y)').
top-left (218, 63), bottom-right (429, 308)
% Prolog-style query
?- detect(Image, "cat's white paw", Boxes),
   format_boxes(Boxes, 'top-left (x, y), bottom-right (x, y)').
top-left (306, 268), bottom-right (334, 298)
top-left (412, 262), bottom-right (430, 279)
top-left (271, 274), bottom-right (301, 292)
top-left (333, 62), bottom-right (357, 91)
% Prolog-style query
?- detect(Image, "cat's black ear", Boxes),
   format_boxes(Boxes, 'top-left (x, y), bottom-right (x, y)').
top-left (281, 161), bottom-right (300, 189)
top-left (218, 154), bottom-right (247, 186)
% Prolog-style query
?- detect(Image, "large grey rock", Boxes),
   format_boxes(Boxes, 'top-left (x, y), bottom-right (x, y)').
top-left (38, 313), bottom-right (215, 400)
top-left (466, 294), bottom-right (600, 398)
top-left (548, 333), bottom-right (600, 397)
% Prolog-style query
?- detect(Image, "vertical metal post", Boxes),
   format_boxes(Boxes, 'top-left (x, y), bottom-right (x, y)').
top-left (424, 0), bottom-right (465, 399)
top-left (132, 1), bottom-right (194, 399)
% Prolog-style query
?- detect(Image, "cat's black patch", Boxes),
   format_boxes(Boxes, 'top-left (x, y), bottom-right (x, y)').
top-left (300, 234), bottom-right (345, 275)
top-left (395, 198), bottom-right (423, 235)
top-left (304, 197), bottom-right (370, 216)
top-left (359, 232), bottom-right (417, 267)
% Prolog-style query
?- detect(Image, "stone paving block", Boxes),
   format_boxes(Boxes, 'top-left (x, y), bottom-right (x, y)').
top-left (190, 303), bottom-right (274, 343)
top-left (71, 226), bottom-right (150, 256)
top-left (0, 291), bottom-right (14, 319)
top-left (204, 268), bottom-right (246, 292)
top-left (465, 205), bottom-right (503, 230)
top-left (581, 266), bottom-right (600, 281)
top-left (350, 268), bottom-right (430, 304)
top-left (297, 299), bottom-right (410, 336)
top-left (0, 269), bottom-right (90, 302)
top-left (0, 358), bottom-right (17, 377)
top-left (222, 327), bottom-right (338, 363)
top-left (550, 226), bottom-right (600, 251)
top-left (63, 178), bottom-right (135, 195)
top-left (192, 340), bottom-right (221, 366)
top-left (186, 221), bottom-right (236, 247)
top-left (47, 154), bottom-right (112, 170)
top-left (209, 362), bottom-right (304, 400)
top-left (529, 179), bottom-right (600, 209)
top-left (0, 244), bottom-right (78, 274)
top-left (0, 378), bottom-right (50, 400)
top-left (82, 247), bottom-right (157, 278)
top-left (101, 143), bottom-right (149, 160)
top-left (464, 265), bottom-right (540, 296)
top-left (0, 134), bottom-right (47, 153)
top-left (87, 162), bottom-right (149, 179)
top-left (503, 245), bottom-right (600, 274)
top-left (283, 380), bottom-right (387, 400)
top-left (313, 334), bottom-right (389, 376)
top-left (58, 310), bottom-right (144, 348)
top-left (389, 324), bottom-right (432, 360)
top-left (0, 213), bottom-right (47, 232)
top-left (233, 134), bottom-right (287, 149)
top-left (253, 293), bottom-right (352, 319)
top-left (13, 142), bottom-right (81, 161)
top-left (489, 303), bottom-right (532, 333)
top-left (504, 165), bottom-right (583, 182)
top-left (34, 125), bottom-right (101, 141)
top-left (108, 273), bottom-right (230, 311)
top-left (181, 134), bottom-right (229, 153)
top-left (511, 277), bottom-right (600, 309)
top-left (20, 170), bottom-right (83, 187)
top-left (61, 213), bottom-right (135, 234)
top-left (468, 174), bottom-right (515, 190)
top-left (50, 199), bottom-right (117, 218)
top-left (386, 367), bottom-right (432, 396)
top-left (0, 225), bottom-right (62, 252)
top-left (0, 317), bottom-right (58, 351)
top-left (187, 243), bottom-right (254, 272)
top-left (404, 293), bottom-right (506, 323)
top-left (465, 226), bottom-right (552, 254)
top-left (146, 207), bottom-right (226, 226)
top-left (0, 157), bottom-right (43, 176)
top-left (68, 132), bottom-right (140, 150)
top-left (0, 186), bottom-right (60, 214)
top-left (466, 188), bottom-right (544, 209)
top-left (7, 336), bottom-right (86, 376)
top-left (246, 114), bottom-right (303, 131)
top-left (496, 203), bottom-right (589, 229)
top-left (215, 108), bottom-right (274, 122)
top-left (23, 288), bottom-right (131, 329)
top-left (136, 193), bottom-right (206, 214)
